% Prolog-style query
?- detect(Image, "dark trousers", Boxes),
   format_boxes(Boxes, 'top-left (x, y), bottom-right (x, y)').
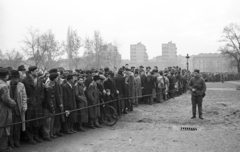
top-left (191, 95), bottom-right (203, 116)
top-left (42, 109), bottom-right (54, 138)
top-left (9, 114), bottom-right (21, 145)
top-left (0, 137), bottom-right (8, 150)
top-left (116, 95), bottom-right (122, 116)
top-left (26, 126), bottom-right (40, 141)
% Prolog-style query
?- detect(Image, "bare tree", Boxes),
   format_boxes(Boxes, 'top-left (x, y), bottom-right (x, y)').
top-left (92, 30), bottom-right (105, 69)
top-left (219, 23), bottom-right (240, 73)
top-left (3, 49), bottom-right (24, 69)
top-left (66, 27), bottom-right (82, 70)
top-left (22, 27), bottom-right (45, 67)
top-left (39, 30), bottom-right (64, 70)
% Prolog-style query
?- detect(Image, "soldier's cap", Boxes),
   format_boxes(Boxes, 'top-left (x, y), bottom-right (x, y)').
top-left (18, 65), bottom-right (26, 71)
top-left (11, 70), bottom-right (20, 78)
top-left (131, 66), bottom-right (135, 69)
top-left (139, 65), bottom-right (144, 68)
top-left (28, 66), bottom-right (37, 72)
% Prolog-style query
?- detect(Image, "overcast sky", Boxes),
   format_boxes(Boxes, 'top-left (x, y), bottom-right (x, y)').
top-left (1, 0), bottom-right (240, 59)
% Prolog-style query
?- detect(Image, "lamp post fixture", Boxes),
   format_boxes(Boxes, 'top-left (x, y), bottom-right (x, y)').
top-left (186, 54), bottom-right (190, 71)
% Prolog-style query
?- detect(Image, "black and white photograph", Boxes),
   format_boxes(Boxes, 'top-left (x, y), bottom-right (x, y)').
top-left (0, 0), bottom-right (240, 152)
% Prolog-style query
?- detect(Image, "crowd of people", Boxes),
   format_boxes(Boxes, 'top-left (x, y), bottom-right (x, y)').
top-left (0, 64), bottom-right (239, 152)
top-left (201, 72), bottom-right (240, 83)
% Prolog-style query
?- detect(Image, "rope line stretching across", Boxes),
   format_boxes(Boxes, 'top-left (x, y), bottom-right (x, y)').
top-left (0, 84), bottom-right (187, 129)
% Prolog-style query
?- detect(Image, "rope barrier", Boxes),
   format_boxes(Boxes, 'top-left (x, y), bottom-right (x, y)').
top-left (0, 82), bottom-right (188, 129)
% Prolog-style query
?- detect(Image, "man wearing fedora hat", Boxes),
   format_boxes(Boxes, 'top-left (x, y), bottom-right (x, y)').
top-left (0, 68), bottom-right (16, 152)
top-left (18, 65), bottom-right (26, 81)
top-left (7, 70), bottom-right (27, 148)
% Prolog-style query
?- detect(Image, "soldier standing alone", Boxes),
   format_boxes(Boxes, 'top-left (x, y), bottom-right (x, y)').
top-left (188, 69), bottom-right (206, 119)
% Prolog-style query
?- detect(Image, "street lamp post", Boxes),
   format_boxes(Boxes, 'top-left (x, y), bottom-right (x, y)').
top-left (186, 54), bottom-right (190, 71)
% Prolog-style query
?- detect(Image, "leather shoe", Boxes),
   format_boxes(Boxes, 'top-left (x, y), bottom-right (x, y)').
top-left (78, 127), bottom-right (85, 132)
top-left (34, 137), bottom-right (42, 143)
top-left (43, 137), bottom-right (52, 141)
top-left (64, 130), bottom-right (73, 134)
top-left (71, 129), bottom-right (77, 133)
top-left (56, 133), bottom-right (63, 137)
top-left (0, 147), bottom-right (12, 152)
top-left (14, 142), bottom-right (20, 148)
top-left (51, 135), bottom-right (57, 139)
top-left (199, 116), bottom-right (203, 119)
top-left (191, 116), bottom-right (196, 119)
top-left (28, 140), bottom-right (36, 145)
top-left (89, 126), bottom-right (95, 129)
top-left (95, 124), bottom-right (102, 128)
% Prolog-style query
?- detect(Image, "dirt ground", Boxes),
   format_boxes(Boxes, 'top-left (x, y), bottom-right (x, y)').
top-left (13, 82), bottom-right (240, 152)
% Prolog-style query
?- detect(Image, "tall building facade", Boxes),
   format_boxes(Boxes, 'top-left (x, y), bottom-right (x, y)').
top-left (130, 42), bottom-right (148, 66)
top-left (162, 41), bottom-right (177, 67)
top-left (192, 53), bottom-right (236, 72)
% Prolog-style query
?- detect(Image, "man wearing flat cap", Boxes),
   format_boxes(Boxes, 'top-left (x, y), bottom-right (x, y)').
top-left (22, 66), bottom-right (45, 145)
top-left (0, 68), bottom-right (16, 151)
top-left (188, 69), bottom-right (206, 119)
top-left (7, 70), bottom-right (27, 148)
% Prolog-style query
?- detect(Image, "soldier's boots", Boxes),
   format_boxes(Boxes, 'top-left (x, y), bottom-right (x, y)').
top-left (199, 115), bottom-right (203, 119)
top-left (191, 114), bottom-right (196, 119)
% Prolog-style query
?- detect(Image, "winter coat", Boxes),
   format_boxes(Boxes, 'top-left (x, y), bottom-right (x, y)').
top-left (113, 74), bottom-right (126, 97)
top-left (103, 78), bottom-right (117, 98)
top-left (134, 75), bottom-right (142, 98)
top-left (144, 75), bottom-right (155, 95)
top-left (188, 76), bottom-right (206, 96)
top-left (22, 74), bottom-right (45, 127)
top-left (126, 74), bottom-right (135, 103)
top-left (0, 79), bottom-right (16, 137)
top-left (87, 81), bottom-right (101, 119)
top-left (7, 81), bottom-right (27, 131)
top-left (75, 83), bottom-right (88, 123)
top-left (140, 74), bottom-right (146, 95)
top-left (62, 82), bottom-right (77, 123)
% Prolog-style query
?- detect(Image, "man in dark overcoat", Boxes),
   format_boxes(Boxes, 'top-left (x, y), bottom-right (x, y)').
top-left (103, 71), bottom-right (117, 113)
top-left (62, 74), bottom-right (77, 134)
top-left (22, 66), bottom-right (45, 145)
top-left (114, 70), bottom-right (127, 115)
top-left (140, 70), bottom-right (146, 103)
top-left (144, 72), bottom-right (155, 105)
